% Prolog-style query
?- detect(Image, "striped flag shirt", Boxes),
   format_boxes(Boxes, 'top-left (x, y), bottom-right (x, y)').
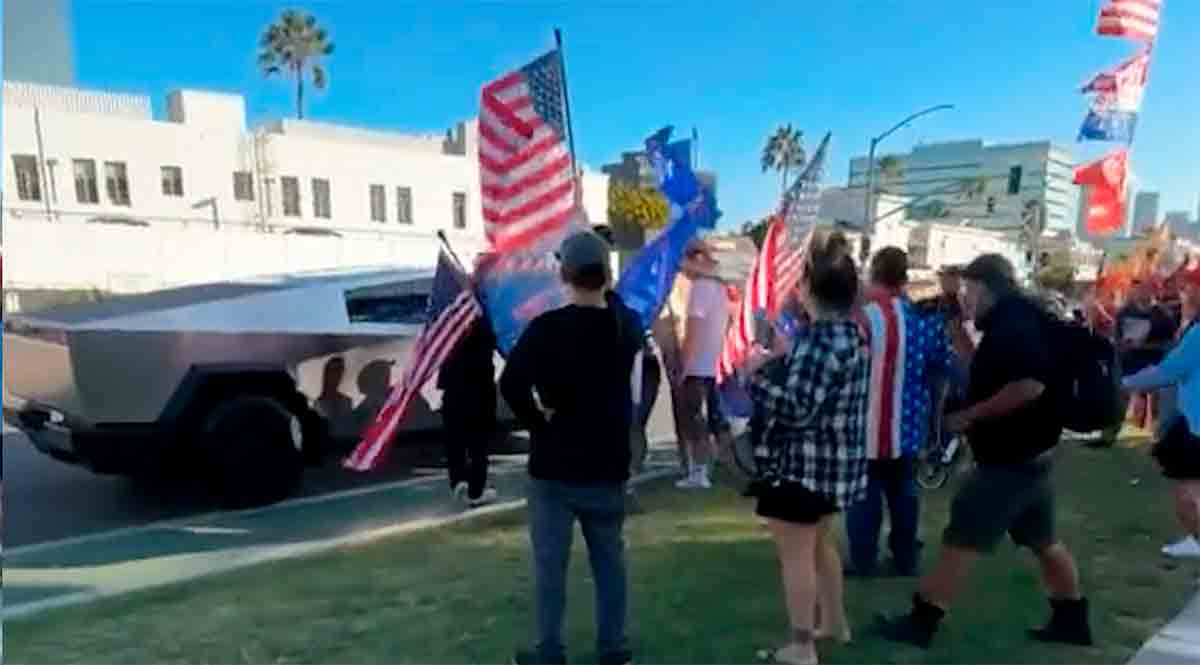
top-left (479, 50), bottom-right (577, 254)
top-left (344, 251), bottom-right (482, 471)
top-left (858, 293), bottom-right (953, 460)
top-left (1097, 0), bottom-right (1162, 43)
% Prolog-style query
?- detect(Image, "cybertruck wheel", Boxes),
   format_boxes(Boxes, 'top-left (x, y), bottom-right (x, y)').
top-left (203, 394), bottom-right (303, 508)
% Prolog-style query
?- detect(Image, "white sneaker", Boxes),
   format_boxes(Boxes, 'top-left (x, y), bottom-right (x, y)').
top-left (451, 482), bottom-right (469, 502)
top-left (468, 487), bottom-right (498, 508)
top-left (675, 469), bottom-right (712, 490)
top-left (1162, 536), bottom-right (1200, 559)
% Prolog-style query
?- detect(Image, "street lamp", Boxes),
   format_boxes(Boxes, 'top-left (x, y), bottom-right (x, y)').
top-left (861, 104), bottom-right (955, 261)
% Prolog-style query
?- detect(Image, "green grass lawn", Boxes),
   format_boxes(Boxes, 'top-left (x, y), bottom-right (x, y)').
top-left (7, 440), bottom-right (1196, 664)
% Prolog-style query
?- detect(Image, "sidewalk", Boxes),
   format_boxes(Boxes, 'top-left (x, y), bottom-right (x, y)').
top-left (3, 448), bottom-right (679, 619)
top-left (1131, 590), bottom-right (1200, 664)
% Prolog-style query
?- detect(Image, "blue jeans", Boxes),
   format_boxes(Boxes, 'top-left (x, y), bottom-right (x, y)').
top-left (846, 457), bottom-right (920, 574)
top-left (529, 477), bottom-right (628, 663)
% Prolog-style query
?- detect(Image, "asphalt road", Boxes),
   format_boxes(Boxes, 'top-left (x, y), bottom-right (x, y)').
top-left (4, 383), bottom-right (680, 549)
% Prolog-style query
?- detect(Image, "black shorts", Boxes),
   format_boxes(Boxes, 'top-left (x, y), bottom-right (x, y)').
top-left (755, 481), bottom-right (839, 524)
top-left (1154, 419), bottom-right (1200, 480)
top-left (943, 456), bottom-right (1056, 552)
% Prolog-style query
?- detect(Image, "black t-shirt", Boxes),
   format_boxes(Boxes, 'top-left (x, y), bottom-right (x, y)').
top-left (966, 295), bottom-right (1062, 466)
top-left (499, 301), bottom-right (642, 485)
top-left (437, 316), bottom-right (497, 396)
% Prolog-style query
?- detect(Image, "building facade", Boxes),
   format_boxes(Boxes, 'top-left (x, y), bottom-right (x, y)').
top-left (2, 82), bottom-right (610, 292)
top-left (848, 139), bottom-right (1078, 235)
top-left (1165, 211), bottom-right (1196, 241)
top-left (1132, 190), bottom-right (1162, 234)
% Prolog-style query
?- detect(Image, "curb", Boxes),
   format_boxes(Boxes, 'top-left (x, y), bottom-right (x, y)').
top-left (3, 466), bottom-right (677, 620)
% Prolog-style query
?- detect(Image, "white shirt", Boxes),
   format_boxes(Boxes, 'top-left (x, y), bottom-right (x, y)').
top-left (684, 277), bottom-right (730, 378)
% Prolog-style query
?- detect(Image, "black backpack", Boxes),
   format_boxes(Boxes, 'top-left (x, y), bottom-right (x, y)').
top-left (1042, 313), bottom-right (1124, 433)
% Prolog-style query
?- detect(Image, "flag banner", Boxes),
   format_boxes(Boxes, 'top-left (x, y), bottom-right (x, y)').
top-left (475, 47), bottom-right (589, 354)
top-left (345, 250), bottom-right (482, 471)
top-left (615, 126), bottom-right (721, 331)
top-left (1074, 149), bottom-right (1129, 236)
top-left (1097, 0), bottom-right (1162, 43)
top-left (717, 132), bottom-right (830, 382)
top-left (479, 48), bottom-right (578, 255)
top-left (477, 250), bottom-right (567, 354)
top-left (1081, 50), bottom-right (1151, 103)
top-left (1079, 109), bottom-right (1138, 143)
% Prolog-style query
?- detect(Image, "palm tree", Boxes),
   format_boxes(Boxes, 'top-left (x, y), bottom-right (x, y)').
top-left (258, 10), bottom-right (335, 120)
top-left (761, 124), bottom-right (806, 197)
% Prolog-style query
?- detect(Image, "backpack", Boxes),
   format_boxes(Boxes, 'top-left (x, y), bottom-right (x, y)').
top-left (1042, 313), bottom-right (1124, 433)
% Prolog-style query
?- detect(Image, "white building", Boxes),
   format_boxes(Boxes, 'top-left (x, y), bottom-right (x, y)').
top-left (848, 139), bottom-right (1079, 235)
top-left (2, 82), bottom-right (609, 293)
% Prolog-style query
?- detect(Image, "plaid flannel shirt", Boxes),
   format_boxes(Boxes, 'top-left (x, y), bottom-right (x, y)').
top-left (749, 319), bottom-right (870, 508)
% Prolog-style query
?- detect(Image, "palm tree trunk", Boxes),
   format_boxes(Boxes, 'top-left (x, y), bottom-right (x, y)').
top-left (781, 166), bottom-right (789, 198)
top-left (295, 64), bottom-right (305, 120)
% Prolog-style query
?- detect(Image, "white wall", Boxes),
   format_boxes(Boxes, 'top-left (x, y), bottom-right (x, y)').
top-left (2, 82), bottom-right (610, 293)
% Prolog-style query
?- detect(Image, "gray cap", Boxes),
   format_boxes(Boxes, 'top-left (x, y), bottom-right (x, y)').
top-left (557, 230), bottom-right (611, 273)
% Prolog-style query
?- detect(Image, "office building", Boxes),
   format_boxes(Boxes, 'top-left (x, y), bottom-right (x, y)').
top-left (848, 139), bottom-right (1078, 234)
top-left (1165, 211), bottom-right (1196, 241)
top-left (1132, 191), bottom-right (1161, 234)
top-left (3, 0), bottom-right (75, 85)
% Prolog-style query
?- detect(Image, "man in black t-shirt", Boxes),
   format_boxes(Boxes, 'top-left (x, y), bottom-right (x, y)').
top-left (502, 231), bottom-right (640, 665)
top-left (879, 254), bottom-right (1093, 649)
top-left (437, 308), bottom-right (498, 507)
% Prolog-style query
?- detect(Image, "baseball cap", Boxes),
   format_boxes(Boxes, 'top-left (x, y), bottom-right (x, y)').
top-left (557, 230), bottom-right (611, 273)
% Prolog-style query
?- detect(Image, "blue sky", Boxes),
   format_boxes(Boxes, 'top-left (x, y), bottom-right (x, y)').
top-left (71, 1), bottom-right (1199, 229)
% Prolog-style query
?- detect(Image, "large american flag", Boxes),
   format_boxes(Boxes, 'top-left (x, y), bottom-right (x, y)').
top-left (344, 250), bottom-right (482, 471)
top-left (479, 49), bottom-right (577, 254)
top-left (1097, 0), bottom-right (1162, 42)
top-left (717, 133), bottom-right (830, 382)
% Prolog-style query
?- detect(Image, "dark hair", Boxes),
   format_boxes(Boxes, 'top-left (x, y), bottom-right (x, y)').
top-left (870, 246), bottom-right (909, 289)
top-left (561, 262), bottom-right (608, 291)
top-left (805, 230), bottom-right (859, 314)
top-left (962, 253), bottom-right (1017, 296)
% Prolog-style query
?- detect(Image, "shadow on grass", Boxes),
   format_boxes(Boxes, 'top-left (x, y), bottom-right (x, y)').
top-left (7, 443), bottom-right (1198, 665)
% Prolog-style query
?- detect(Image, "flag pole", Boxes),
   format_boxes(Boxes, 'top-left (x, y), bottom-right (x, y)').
top-left (554, 28), bottom-right (579, 176)
top-left (436, 230), bottom-right (468, 273)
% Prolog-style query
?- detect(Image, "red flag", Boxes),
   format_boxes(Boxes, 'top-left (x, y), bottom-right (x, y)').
top-left (1074, 150), bottom-right (1129, 236)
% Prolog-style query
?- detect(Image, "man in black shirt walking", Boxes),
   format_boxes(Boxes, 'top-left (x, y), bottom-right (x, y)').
top-left (878, 254), bottom-right (1092, 649)
top-left (501, 230), bottom-right (641, 665)
top-left (437, 306), bottom-right (498, 507)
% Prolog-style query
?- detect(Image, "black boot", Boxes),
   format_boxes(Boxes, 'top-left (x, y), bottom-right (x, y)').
top-left (875, 593), bottom-right (945, 649)
top-left (1028, 597), bottom-right (1094, 646)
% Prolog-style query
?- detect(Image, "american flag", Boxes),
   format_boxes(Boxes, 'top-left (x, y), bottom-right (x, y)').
top-left (479, 49), bottom-right (578, 254)
top-left (717, 133), bottom-right (830, 382)
top-left (1097, 0), bottom-right (1162, 43)
top-left (344, 250), bottom-right (482, 471)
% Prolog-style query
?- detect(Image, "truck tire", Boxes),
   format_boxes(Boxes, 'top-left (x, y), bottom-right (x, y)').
top-left (202, 394), bottom-right (303, 508)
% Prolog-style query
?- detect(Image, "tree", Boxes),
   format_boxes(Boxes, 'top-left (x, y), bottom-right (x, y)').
top-left (608, 183), bottom-right (669, 244)
top-left (741, 217), bottom-right (772, 249)
top-left (875, 155), bottom-right (903, 194)
top-left (761, 124), bottom-right (806, 197)
top-left (1036, 249), bottom-right (1077, 293)
top-left (258, 10), bottom-right (335, 120)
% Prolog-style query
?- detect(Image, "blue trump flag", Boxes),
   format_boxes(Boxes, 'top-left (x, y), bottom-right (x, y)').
top-left (476, 252), bottom-right (567, 355)
top-left (1079, 109), bottom-right (1138, 143)
top-left (616, 126), bottom-right (721, 331)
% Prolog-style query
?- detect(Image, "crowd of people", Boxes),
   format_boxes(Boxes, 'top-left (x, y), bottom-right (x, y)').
top-left (433, 226), bottom-right (1200, 665)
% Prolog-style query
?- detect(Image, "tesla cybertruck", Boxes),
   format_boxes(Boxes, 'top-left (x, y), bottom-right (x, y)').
top-left (3, 266), bottom-right (517, 505)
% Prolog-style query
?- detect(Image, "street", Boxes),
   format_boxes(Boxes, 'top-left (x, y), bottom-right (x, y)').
top-left (3, 382), bottom-right (679, 549)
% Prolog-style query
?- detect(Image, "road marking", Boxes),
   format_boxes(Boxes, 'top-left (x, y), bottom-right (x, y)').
top-left (3, 466), bottom-right (677, 620)
top-left (6, 436), bottom-right (677, 558)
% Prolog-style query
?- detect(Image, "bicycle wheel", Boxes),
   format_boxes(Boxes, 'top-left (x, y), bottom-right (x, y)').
top-left (732, 431), bottom-right (760, 478)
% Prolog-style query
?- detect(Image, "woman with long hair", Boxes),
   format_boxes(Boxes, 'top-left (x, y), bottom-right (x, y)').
top-left (747, 230), bottom-right (869, 665)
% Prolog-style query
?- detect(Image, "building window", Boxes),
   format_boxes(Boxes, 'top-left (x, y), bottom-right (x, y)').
top-left (73, 159), bottom-right (100, 204)
top-left (396, 186), bottom-right (413, 224)
top-left (12, 155), bottom-right (42, 201)
top-left (452, 192), bottom-right (467, 229)
top-left (104, 161), bottom-right (131, 206)
top-left (369, 184), bottom-right (387, 222)
top-left (312, 178), bottom-right (332, 219)
top-left (281, 176), bottom-right (301, 217)
top-left (160, 166), bottom-right (184, 197)
top-left (233, 171), bottom-right (255, 201)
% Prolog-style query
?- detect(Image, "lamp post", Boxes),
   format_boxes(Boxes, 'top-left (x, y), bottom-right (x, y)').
top-left (861, 104), bottom-right (954, 262)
